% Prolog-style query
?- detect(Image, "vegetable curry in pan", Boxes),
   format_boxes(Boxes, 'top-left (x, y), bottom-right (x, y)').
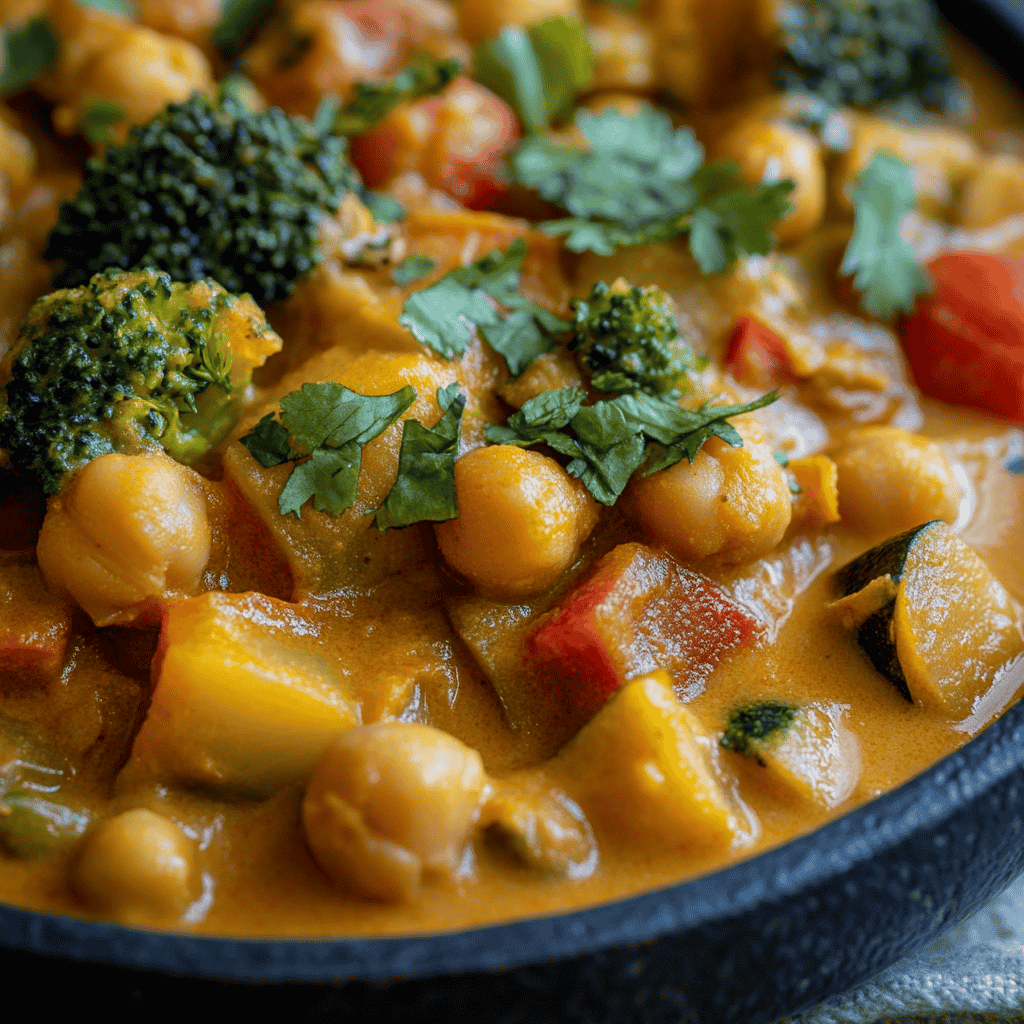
top-left (1, 0), bottom-right (1024, 936)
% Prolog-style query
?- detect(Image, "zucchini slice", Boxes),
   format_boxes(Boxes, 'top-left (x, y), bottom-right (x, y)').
top-left (832, 521), bottom-right (1024, 717)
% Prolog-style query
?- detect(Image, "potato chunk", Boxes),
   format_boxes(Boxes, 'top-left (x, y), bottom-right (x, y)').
top-left (302, 722), bottom-right (488, 901)
top-left (124, 592), bottom-right (358, 798)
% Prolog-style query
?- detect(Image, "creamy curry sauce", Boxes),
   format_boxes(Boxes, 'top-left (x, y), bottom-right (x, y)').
top-left (0, 5), bottom-right (1023, 938)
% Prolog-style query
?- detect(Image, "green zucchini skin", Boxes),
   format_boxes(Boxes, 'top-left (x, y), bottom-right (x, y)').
top-left (833, 521), bottom-right (941, 597)
top-left (854, 599), bottom-right (912, 701)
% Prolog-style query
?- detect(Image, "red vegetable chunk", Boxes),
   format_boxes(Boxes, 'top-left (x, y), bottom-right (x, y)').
top-left (725, 315), bottom-right (797, 387)
top-left (898, 251), bottom-right (1024, 421)
top-left (0, 561), bottom-right (72, 684)
top-left (526, 543), bottom-right (764, 721)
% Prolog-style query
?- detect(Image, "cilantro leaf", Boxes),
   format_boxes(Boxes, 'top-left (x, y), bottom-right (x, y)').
top-left (80, 0), bottom-right (136, 13)
top-left (332, 55), bottom-right (462, 135)
top-left (0, 17), bottom-right (58, 97)
top-left (474, 17), bottom-right (593, 134)
top-left (212, 0), bottom-right (274, 51)
top-left (81, 97), bottom-right (127, 145)
top-left (375, 384), bottom-right (466, 530)
top-left (391, 254), bottom-right (436, 287)
top-left (839, 150), bottom-right (932, 319)
top-left (360, 190), bottom-right (405, 223)
top-left (399, 240), bottom-right (570, 372)
top-left (510, 105), bottom-right (794, 268)
top-left (485, 388), bottom-right (779, 504)
top-left (240, 413), bottom-right (292, 467)
top-left (279, 445), bottom-right (361, 517)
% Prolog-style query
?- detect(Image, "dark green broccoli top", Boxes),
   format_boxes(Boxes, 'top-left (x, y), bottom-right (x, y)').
top-left (0, 269), bottom-right (272, 495)
top-left (45, 93), bottom-right (359, 305)
top-left (776, 0), bottom-right (957, 112)
top-left (569, 280), bottom-right (706, 399)
top-left (721, 702), bottom-right (799, 756)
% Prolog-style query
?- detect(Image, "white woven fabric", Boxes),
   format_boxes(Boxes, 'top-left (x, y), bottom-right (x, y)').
top-left (775, 874), bottom-right (1024, 1024)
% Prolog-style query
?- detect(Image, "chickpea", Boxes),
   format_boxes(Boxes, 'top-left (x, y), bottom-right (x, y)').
top-left (37, 452), bottom-right (212, 626)
top-left (302, 722), bottom-right (488, 902)
top-left (434, 446), bottom-right (600, 598)
top-left (455, 0), bottom-right (582, 44)
top-left (834, 426), bottom-right (963, 535)
top-left (71, 809), bottom-right (197, 925)
top-left (628, 417), bottom-right (792, 566)
top-left (713, 120), bottom-right (826, 244)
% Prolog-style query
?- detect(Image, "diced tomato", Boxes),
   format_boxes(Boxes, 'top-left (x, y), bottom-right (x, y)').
top-left (350, 76), bottom-right (518, 209)
top-left (525, 543), bottom-right (764, 723)
top-left (725, 315), bottom-right (798, 387)
top-left (898, 251), bottom-right (1024, 422)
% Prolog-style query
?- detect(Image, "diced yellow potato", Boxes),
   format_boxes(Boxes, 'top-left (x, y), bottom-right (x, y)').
top-left (124, 592), bottom-right (358, 798)
top-left (726, 702), bottom-right (861, 808)
top-left (551, 672), bottom-right (754, 849)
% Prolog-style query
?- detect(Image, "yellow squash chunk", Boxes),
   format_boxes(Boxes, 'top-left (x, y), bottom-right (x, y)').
top-left (551, 672), bottom-right (754, 850)
top-left (125, 592), bottom-right (358, 798)
top-left (789, 455), bottom-right (841, 528)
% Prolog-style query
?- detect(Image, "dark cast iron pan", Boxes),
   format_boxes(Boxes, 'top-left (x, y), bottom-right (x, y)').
top-left (3, 2), bottom-right (1024, 1020)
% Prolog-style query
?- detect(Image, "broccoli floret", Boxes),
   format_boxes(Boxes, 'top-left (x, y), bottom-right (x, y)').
top-left (776, 0), bottom-right (957, 112)
top-left (720, 702), bottom-right (799, 757)
top-left (45, 93), bottom-right (360, 305)
top-left (570, 279), bottom-right (706, 399)
top-left (0, 269), bottom-right (281, 495)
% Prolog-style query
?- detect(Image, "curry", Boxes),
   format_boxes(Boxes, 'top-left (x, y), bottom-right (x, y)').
top-left (1, 0), bottom-right (1023, 939)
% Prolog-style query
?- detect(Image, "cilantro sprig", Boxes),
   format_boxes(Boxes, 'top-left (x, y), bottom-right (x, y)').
top-left (508, 105), bottom-right (795, 271)
top-left (840, 150), bottom-right (932, 320)
top-left (240, 382), bottom-right (467, 527)
top-left (212, 0), bottom-right (274, 51)
top-left (331, 55), bottom-right (462, 136)
top-left (485, 388), bottom-right (779, 505)
top-left (474, 17), bottom-right (594, 134)
top-left (399, 239), bottom-right (571, 374)
top-left (0, 17), bottom-right (58, 97)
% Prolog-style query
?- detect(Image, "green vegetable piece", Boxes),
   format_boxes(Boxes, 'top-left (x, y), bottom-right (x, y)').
top-left (509, 105), bottom-right (794, 268)
top-left (485, 387), bottom-right (779, 505)
top-left (720, 702), bottom-right (798, 756)
top-left (239, 383), bottom-right (417, 519)
top-left (474, 17), bottom-right (594, 134)
top-left (0, 17), bottom-right (58, 97)
top-left (570, 280), bottom-right (706, 398)
top-left (81, 97), bottom-right (127, 145)
top-left (0, 269), bottom-right (278, 495)
top-left (840, 150), bottom-right (932, 320)
top-left (375, 384), bottom-right (466, 530)
top-left (0, 792), bottom-right (89, 859)
top-left (332, 54), bottom-right (462, 135)
top-left (46, 93), bottom-right (359, 305)
top-left (212, 0), bottom-right (274, 51)
top-left (399, 239), bottom-right (570, 370)
top-left (390, 254), bottom-right (437, 287)
top-left (776, 0), bottom-right (958, 113)
top-left (361, 191), bottom-right (406, 223)
top-left (80, 0), bottom-right (136, 15)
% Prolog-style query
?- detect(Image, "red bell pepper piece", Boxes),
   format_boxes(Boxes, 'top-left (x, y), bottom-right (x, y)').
top-left (525, 543), bottom-right (764, 723)
top-left (898, 251), bottom-right (1024, 422)
top-left (725, 315), bottom-right (796, 387)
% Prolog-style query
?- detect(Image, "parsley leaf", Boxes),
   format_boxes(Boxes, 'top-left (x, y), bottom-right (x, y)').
top-left (0, 17), bottom-right (58, 97)
top-left (82, 97), bottom-right (127, 145)
top-left (485, 388), bottom-right (779, 504)
top-left (375, 384), bottom-right (466, 530)
top-left (509, 105), bottom-right (794, 270)
top-left (474, 17), bottom-right (593, 134)
top-left (399, 239), bottom-right (571, 372)
top-left (212, 0), bottom-right (274, 51)
top-left (239, 384), bottom-right (416, 518)
top-left (390, 254), bottom-right (436, 287)
top-left (332, 55), bottom-right (462, 136)
top-left (839, 150), bottom-right (932, 319)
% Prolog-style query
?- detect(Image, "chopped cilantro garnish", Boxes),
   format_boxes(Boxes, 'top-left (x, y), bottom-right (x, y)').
top-left (82, 97), bottom-right (127, 145)
top-left (332, 55), bottom-right (462, 136)
top-left (212, 0), bottom-right (274, 51)
top-left (375, 384), bottom-right (465, 530)
top-left (361, 190), bottom-right (406, 223)
top-left (0, 17), bottom-right (58, 97)
top-left (390, 254), bottom-right (437, 287)
top-left (80, 0), bottom-right (136, 14)
top-left (840, 150), bottom-right (932, 319)
top-left (485, 387), bottom-right (779, 505)
top-left (399, 240), bottom-right (571, 374)
top-left (474, 17), bottom-right (593, 134)
top-left (508, 105), bottom-right (794, 270)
